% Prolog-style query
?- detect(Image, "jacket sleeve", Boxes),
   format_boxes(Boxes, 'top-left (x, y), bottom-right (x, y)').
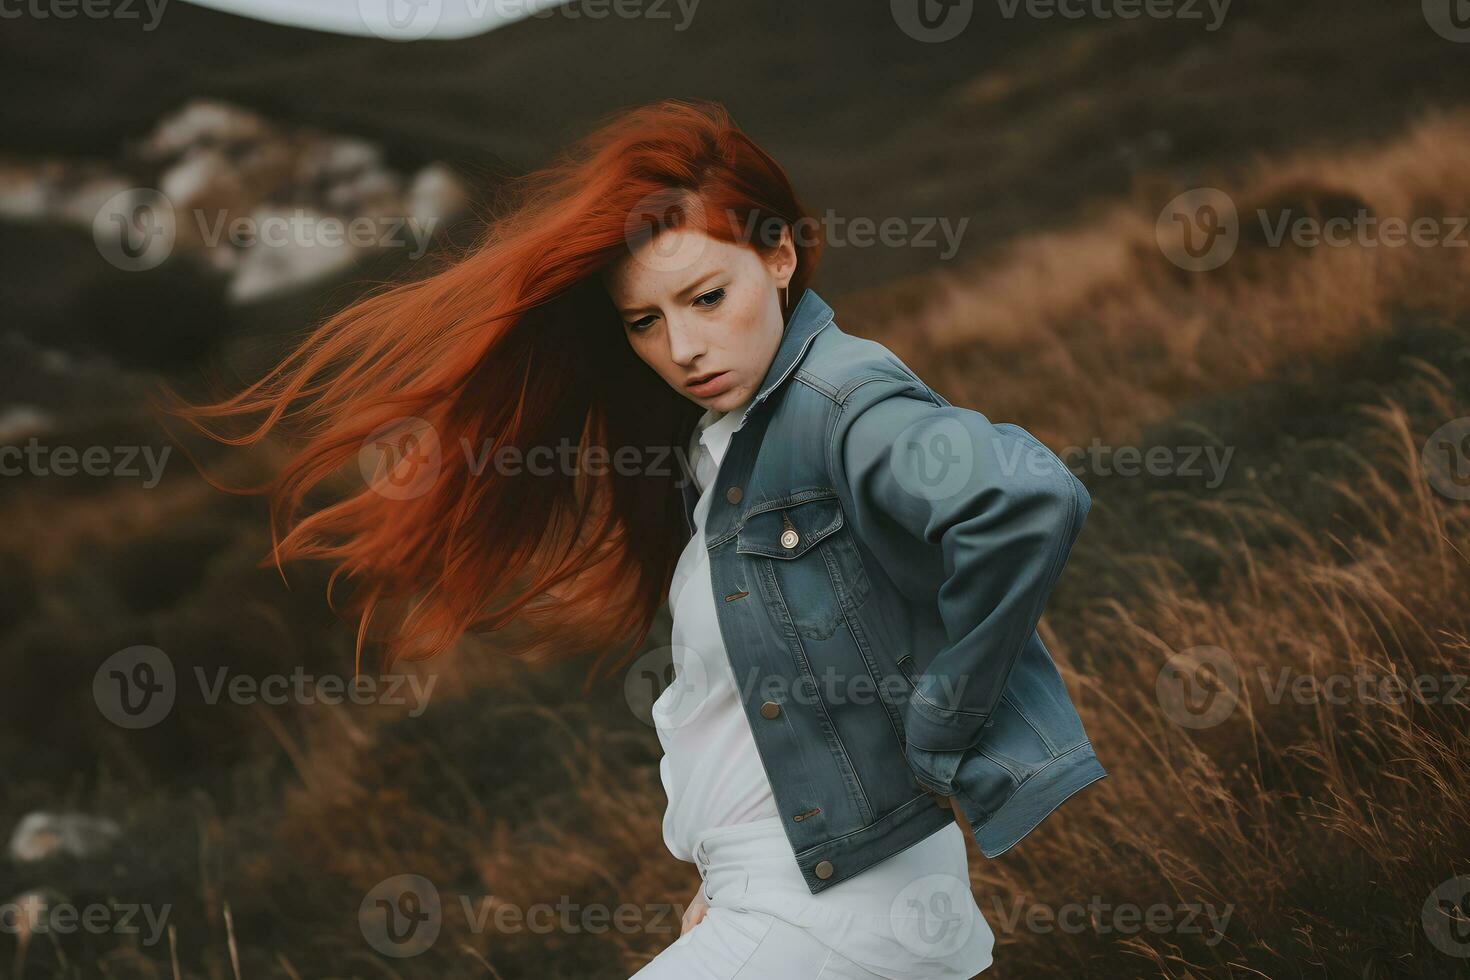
top-left (832, 378), bottom-right (1091, 757)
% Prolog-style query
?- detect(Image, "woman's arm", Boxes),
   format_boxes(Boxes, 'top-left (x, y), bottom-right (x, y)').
top-left (831, 379), bottom-right (1091, 787)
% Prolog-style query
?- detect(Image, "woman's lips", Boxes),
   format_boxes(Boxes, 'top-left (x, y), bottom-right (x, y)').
top-left (686, 371), bottom-right (732, 397)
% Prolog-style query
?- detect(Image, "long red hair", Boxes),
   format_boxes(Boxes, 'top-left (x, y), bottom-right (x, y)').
top-left (155, 99), bottom-right (822, 683)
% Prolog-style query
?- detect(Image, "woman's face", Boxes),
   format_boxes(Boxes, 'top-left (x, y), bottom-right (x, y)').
top-left (604, 225), bottom-right (797, 415)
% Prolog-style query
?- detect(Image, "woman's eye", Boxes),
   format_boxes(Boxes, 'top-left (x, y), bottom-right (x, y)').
top-left (626, 315), bottom-right (657, 332)
top-left (694, 287), bottom-right (725, 308)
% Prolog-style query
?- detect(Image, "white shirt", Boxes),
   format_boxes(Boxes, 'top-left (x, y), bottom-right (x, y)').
top-left (653, 391), bottom-right (780, 863)
top-left (651, 393), bottom-right (995, 978)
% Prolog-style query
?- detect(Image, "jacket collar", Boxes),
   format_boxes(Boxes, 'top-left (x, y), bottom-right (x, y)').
top-left (677, 288), bottom-right (833, 537)
top-left (735, 287), bottom-right (834, 429)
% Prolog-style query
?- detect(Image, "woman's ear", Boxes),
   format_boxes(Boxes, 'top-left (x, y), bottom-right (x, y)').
top-left (767, 224), bottom-right (798, 289)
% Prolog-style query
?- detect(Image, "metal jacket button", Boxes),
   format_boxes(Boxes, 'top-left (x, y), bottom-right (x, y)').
top-left (780, 528), bottom-right (800, 549)
top-left (814, 860), bottom-right (834, 880)
top-left (725, 485), bottom-right (742, 504)
top-left (759, 700), bottom-right (781, 719)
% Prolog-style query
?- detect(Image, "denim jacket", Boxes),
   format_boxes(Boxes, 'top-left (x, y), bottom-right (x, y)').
top-left (677, 288), bottom-right (1106, 895)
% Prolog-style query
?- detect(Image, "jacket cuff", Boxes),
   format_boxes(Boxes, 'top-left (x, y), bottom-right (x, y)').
top-left (903, 690), bottom-right (988, 753)
top-left (906, 742), bottom-right (966, 795)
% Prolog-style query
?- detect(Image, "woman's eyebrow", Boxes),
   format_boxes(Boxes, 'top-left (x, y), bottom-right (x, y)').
top-left (615, 271), bottom-right (725, 317)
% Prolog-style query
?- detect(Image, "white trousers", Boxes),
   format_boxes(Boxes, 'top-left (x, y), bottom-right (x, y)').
top-left (629, 907), bottom-right (891, 979)
top-left (629, 817), bottom-right (992, 979)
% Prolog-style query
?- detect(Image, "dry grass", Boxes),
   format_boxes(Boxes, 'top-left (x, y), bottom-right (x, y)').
top-left (847, 109), bottom-right (1470, 450)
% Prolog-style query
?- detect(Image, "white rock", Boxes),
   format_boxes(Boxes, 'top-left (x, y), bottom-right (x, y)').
top-left (140, 99), bottom-right (272, 160)
top-left (0, 405), bottom-right (55, 442)
top-left (8, 812), bottom-right (122, 862)
top-left (226, 205), bottom-right (361, 304)
top-left (407, 163), bottom-right (469, 227)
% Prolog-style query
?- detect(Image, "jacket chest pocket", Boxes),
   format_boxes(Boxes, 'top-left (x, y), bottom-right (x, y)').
top-left (736, 493), bottom-right (872, 640)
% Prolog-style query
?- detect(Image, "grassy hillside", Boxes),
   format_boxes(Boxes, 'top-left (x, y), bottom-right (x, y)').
top-left (2, 1), bottom-right (1469, 978)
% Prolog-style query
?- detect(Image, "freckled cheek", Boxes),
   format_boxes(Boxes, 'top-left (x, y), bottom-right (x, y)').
top-left (726, 298), bottom-right (776, 380)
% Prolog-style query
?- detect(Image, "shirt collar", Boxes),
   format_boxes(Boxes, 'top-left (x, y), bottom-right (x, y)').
top-left (694, 390), bottom-right (754, 468)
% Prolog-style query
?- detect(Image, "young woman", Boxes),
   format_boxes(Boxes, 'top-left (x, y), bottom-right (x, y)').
top-left (162, 100), bottom-right (1105, 978)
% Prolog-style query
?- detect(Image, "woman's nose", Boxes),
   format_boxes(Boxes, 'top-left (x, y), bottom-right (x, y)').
top-left (665, 314), bottom-right (707, 366)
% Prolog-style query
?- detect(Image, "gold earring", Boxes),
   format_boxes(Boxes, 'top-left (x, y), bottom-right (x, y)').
top-left (780, 286), bottom-right (789, 310)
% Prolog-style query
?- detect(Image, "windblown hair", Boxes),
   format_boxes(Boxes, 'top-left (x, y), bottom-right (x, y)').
top-left (154, 100), bottom-right (821, 683)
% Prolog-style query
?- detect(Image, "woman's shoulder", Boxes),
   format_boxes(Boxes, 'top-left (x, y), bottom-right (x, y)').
top-left (796, 317), bottom-right (942, 409)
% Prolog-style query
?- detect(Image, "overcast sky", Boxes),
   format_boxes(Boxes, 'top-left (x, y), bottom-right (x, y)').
top-left (180, 0), bottom-right (568, 40)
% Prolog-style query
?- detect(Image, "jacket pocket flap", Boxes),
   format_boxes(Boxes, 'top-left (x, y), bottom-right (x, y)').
top-left (736, 495), bottom-right (844, 559)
